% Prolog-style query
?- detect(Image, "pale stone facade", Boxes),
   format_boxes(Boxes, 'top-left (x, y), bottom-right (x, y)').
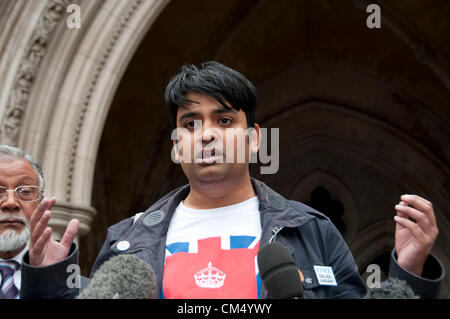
top-left (0, 0), bottom-right (169, 237)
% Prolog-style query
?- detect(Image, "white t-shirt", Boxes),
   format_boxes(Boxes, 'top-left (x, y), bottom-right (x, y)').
top-left (162, 196), bottom-right (262, 299)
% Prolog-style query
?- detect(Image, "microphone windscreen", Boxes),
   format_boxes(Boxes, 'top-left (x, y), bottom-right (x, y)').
top-left (77, 254), bottom-right (156, 299)
top-left (364, 278), bottom-right (419, 299)
top-left (257, 242), bottom-right (304, 299)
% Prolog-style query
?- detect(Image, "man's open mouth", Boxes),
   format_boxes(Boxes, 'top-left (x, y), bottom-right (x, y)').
top-left (195, 147), bottom-right (223, 164)
top-left (203, 148), bottom-right (216, 158)
top-left (202, 148), bottom-right (223, 163)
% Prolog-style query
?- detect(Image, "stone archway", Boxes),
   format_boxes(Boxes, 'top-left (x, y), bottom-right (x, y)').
top-left (0, 0), bottom-right (448, 297)
top-left (0, 0), bottom-right (170, 239)
top-left (254, 59), bottom-right (449, 296)
top-left (256, 58), bottom-right (449, 244)
top-left (288, 169), bottom-right (359, 242)
top-left (350, 218), bottom-right (395, 283)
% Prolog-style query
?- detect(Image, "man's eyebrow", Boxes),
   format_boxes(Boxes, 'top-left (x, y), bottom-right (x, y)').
top-left (178, 106), bottom-right (238, 123)
top-left (213, 107), bottom-right (238, 115)
top-left (178, 111), bottom-right (200, 123)
top-left (18, 177), bottom-right (36, 185)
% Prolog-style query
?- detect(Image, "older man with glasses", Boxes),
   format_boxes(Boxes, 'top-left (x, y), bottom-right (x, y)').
top-left (0, 144), bottom-right (45, 299)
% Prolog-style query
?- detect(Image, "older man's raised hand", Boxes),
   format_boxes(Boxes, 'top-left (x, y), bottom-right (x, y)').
top-left (29, 197), bottom-right (79, 267)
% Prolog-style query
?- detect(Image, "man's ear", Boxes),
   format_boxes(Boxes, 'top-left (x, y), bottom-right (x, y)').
top-left (171, 128), bottom-right (183, 163)
top-left (248, 123), bottom-right (261, 154)
top-left (172, 139), bottom-right (180, 162)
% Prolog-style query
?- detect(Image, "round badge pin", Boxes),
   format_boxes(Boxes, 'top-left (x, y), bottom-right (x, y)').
top-left (143, 210), bottom-right (165, 227)
top-left (116, 240), bottom-right (130, 252)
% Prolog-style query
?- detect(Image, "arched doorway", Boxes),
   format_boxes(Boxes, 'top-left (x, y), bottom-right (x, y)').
top-left (0, 0), bottom-right (448, 297)
top-left (84, 2), bottom-right (450, 298)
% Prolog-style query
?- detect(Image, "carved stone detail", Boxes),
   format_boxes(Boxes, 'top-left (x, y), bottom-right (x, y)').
top-left (0, 0), bottom-right (70, 146)
top-left (64, 0), bottom-right (142, 202)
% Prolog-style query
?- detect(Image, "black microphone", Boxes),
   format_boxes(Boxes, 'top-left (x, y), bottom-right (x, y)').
top-left (257, 242), bottom-right (304, 299)
top-left (77, 254), bottom-right (156, 299)
top-left (364, 277), bottom-right (419, 299)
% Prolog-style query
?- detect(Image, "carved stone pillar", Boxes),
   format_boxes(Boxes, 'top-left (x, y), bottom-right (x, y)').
top-left (49, 201), bottom-right (97, 242)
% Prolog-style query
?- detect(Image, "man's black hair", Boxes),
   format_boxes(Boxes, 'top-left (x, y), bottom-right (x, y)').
top-left (165, 61), bottom-right (257, 128)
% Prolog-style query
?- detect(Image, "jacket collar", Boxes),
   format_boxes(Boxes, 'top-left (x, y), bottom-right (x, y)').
top-left (250, 178), bottom-right (314, 228)
top-left (149, 177), bottom-right (314, 233)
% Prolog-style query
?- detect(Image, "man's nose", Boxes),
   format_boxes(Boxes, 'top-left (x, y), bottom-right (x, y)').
top-left (200, 121), bottom-right (219, 143)
top-left (1, 191), bottom-right (20, 212)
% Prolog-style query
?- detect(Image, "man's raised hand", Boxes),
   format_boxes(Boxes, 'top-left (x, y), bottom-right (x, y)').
top-left (394, 194), bottom-right (439, 276)
top-left (29, 197), bottom-right (79, 267)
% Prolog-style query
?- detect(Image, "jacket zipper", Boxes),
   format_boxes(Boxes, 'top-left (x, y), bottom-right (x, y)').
top-left (268, 225), bottom-right (284, 243)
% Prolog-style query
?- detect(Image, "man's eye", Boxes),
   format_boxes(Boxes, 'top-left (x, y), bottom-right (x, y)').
top-left (17, 188), bottom-right (31, 195)
top-left (219, 118), bottom-right (232, 125)
top-left (185, 121), bottom-right (195, 129)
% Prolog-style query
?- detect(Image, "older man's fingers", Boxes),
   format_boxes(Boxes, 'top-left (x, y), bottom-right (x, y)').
top-left (29, 197), bottom-right (55, 230)
top-left (29, 198), bottom-right (49, 230)
top-left (60, 219), bottom-right (79, 250)
top-left (29, 227), bottom-right (52, 265)
top-left (30, 210), bottom-right (51, 244)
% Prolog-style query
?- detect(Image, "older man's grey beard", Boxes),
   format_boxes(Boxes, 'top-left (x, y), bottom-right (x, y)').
top-left (0, 214), bottom-right (30, 252)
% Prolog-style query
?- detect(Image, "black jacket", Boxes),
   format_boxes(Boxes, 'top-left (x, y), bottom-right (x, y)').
top-left (20, 178), bottom-right (444, 298)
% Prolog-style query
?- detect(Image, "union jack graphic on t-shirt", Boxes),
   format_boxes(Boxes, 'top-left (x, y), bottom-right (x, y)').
top-left (162, 236), bottom-right (262, 299)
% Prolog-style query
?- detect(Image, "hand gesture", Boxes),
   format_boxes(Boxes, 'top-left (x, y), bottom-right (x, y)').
top-left (394, 194), bottom-right (439, 276)
top-left (29, 197), bottom-right (79, 267)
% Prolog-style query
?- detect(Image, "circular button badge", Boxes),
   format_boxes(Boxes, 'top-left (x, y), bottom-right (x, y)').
top-left (116, 240), bottom-right (130, 252)
top-left (143, 210), bottom-right (165, 227)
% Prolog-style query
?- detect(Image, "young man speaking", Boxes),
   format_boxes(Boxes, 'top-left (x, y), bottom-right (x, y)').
top-left (21, 62), bottom-right (443, 299)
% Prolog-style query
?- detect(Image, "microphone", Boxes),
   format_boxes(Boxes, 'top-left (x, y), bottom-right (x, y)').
top-left (257, 242), bottom-right (304, 299)
top-left (77, 254), bottom-right (156, 299)
top-left (364, 277), bottom-right (419, 299)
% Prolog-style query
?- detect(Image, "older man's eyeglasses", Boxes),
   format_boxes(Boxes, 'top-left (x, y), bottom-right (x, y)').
top-left (0, 186), bottom-right (41, 202)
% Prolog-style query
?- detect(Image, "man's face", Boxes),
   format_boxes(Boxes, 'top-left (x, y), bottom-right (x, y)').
top-left (174, 92), bottom-right (259, 184)
top-left (0, 159), bottom-right (39, 245)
